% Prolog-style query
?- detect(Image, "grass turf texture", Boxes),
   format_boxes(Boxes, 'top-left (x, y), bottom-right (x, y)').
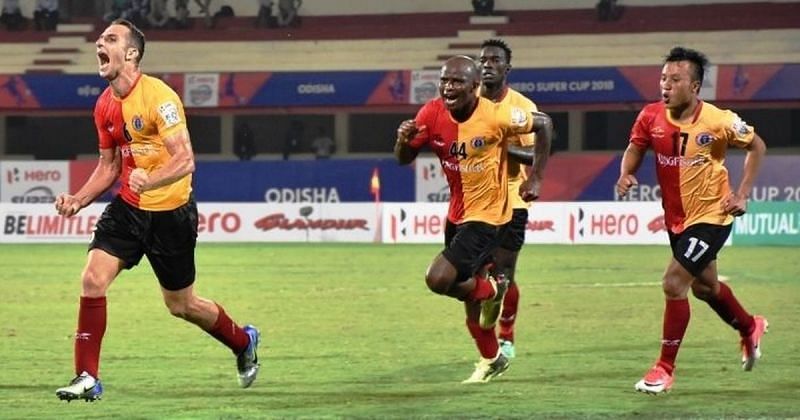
top-left (1, 243), bottom-right (798, 419)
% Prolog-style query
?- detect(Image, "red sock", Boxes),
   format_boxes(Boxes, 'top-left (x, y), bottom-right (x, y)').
top-left (498, 281), bottom-right (519, 342)
top-left (466, 319), bottom-right (500, 359)
top-left (466, 274), bottom-right (496, 302)
top-left (706, 282), bottom-right (755, 337)
top-left (658, 298), bottom-right (690, 374)
top-left (207, 304), bottom-right (250, 354)
top-left (75, 296), bottom-right (107, 378)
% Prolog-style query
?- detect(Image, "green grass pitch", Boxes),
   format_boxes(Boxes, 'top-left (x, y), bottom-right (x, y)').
top-left (1, 243), bottom-right (798, 419)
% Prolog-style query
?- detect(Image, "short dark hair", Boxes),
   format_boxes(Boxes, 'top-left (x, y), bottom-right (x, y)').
top-left (481, 38), bottom-right (512, 64)
top-left (664, 46), bottom-right (708, 84)
top-left (111, 18), bottom-right (146, 64)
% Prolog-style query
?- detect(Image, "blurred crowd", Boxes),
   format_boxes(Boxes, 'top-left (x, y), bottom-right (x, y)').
top-left (0, 0), bottom-right (303, 31)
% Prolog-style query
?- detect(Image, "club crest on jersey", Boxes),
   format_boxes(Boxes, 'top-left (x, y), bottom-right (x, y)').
top-left (131, 115), bottom-right (144, 132)
top-left (651, 126), bottom-right (665, 139)
top-left (510, 107), bottom-right (528, 127)
top-left (471, 137), bottom-right (485, 148)
top-left (695, 132), bottom-right (715, 146)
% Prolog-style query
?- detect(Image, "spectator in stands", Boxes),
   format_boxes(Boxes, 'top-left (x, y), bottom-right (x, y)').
top-left (193, 0), bottom-right (212, 28)
top-left (234, 122), bottom-right (257, 161)
top-left (173, 0), bottom-right (190, 29)
top-left (472, 0), bottom-right (494, 16)
top-left (255, 0), bottom-right (276, 28)
top-left (127, 0), bottom-right (150, 27)
top-left (311, 126), bottom-right (335, 160)
top-left (596, 0), bottom-right (622, 21)
top-left (103, 0), bottom-right (129, 23)
top-left (1, 0), bottom-right (24, 30)
top-left (275, 0), bottom-right (301, 27)
top-left (147, 0), bottom-right (169, 28)
top-left (282, 120), bottom-right (303, 160)
top-left (33, 0), bottom-right (58, 31)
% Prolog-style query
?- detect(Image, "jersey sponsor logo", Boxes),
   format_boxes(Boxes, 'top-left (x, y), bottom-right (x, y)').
top-left (442, 160), bottom-right (485, 174)
top-left (732, 116), bottom-right (751, 136)
top-left (132, 115), bottom-right (144, 131)
top-left (471, 137), bottom-right (485, 148)
top-left (695, 132), bottom-right (715, 147)
top-left (510, 107), bottom-right (528, 127)
top-left (158, 101), bottom-right (181, 127)
top-left (656, 152), bottom-right (708, 168)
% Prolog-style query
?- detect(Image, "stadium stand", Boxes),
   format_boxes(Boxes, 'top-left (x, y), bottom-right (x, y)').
top-left (0, 2), bottom-right (798, 73)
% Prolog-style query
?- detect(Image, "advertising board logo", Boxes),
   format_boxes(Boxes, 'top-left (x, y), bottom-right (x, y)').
top-left (11, 186), bottom-right (56, 203)
top-left (527, 219), bottom-right (555, 232)
top-left (390, 208), bottom-right (409, 241)
top-left (569, 208), bottom-right (585, 242)
top-left (264, 187), bottom-right (341, 203)
top-left (254, 206), bottom-right (368, 231)
top-left (427, 185), bottom-right (450, 203)
top-left (6, 167), bottom-right (19, 184)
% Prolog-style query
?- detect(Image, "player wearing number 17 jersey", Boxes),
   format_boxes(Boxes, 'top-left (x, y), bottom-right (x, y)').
top-left (394, 55), bottom-right (552, 383)
top-left (616, 47), bottom-right (768, 395)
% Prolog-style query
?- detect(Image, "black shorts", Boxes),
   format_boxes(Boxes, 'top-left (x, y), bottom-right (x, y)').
top-left (443, 220), bottom-right (502, 283)
top-left (498, 208), bottom-right (528, 252)
top-left (90, 195), bottom-right (198, 291)
top-left (668, 223), bottom-right (732, 277)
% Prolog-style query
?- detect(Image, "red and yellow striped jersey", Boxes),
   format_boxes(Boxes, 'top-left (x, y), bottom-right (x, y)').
top-left (492, 87), bottom-right (537, 210)
top-left (409, 96), bottom-right (535, 226)
top-left (94, 74), bottom-right (192, 211)
top-left (629, 101), bottom-right (755, 233)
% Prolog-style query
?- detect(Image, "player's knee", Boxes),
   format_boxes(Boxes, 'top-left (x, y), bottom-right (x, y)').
top-left (80, 268), bottom-right (110, 297)
top-left (691, 281), bottom-right (716, 301)
top-left (425, 272), bottom-right (451, 295)
top-left (164, 299), bottom-right (190, 319)
top-left (661, 272), bottom-right (688, 299)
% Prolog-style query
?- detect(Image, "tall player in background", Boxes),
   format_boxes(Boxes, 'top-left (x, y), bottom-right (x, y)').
top-left (54, 19), bottom-right (260, 402)
top-left (479, 38), bottom-right (550, 359)
top-left (617, 47), bottom-right (768, 395)
top-left (395, 55), bottom-right (552, 383)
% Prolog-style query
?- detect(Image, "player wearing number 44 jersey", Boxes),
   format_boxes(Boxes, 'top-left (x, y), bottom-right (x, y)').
top-left (617, 47), bottom-right (768, 395)
top-left (395, 55), bottom-right (552, 384)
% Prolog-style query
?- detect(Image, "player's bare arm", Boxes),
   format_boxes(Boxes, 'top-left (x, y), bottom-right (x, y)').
top-left (394, 119), bottom-right (424, 165)
top-left (723, 132), bottom-right (767, 216)
top-left (616, 143), bottom-right (646, 197)
top-left (129, 128), bottom-right (196, 194)
top-left (518, 111), bottom-right (553, 201)
top-left (56, 147), bottom-right (121, 217)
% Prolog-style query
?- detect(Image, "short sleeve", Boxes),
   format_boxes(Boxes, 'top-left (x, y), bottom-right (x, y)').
top-left (408, 101), bottom-right (434, 149)
top-left (629, 108), bottom-right (652, 149)
top-left (498, 103), bottom-right (535, 137)
top-left (93, 92), bottom-right (115, 150)
top-left (516, 101), bottom-right (538, 146)
top-left (149, 82), bottom-right (187, 139)
top-left (722, 110), bottom-right (755, 149)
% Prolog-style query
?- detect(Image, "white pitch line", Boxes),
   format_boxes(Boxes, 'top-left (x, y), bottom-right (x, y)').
top-left (547, 275), bottom-right (731, 289)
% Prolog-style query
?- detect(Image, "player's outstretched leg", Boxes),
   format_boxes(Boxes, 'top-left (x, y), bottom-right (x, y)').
top-left (741, 315), bottom-right (768, 371)
top-left (56, 371), bottom-right (104, 402)
top-left (236, 324), bottom-right (261, 388)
